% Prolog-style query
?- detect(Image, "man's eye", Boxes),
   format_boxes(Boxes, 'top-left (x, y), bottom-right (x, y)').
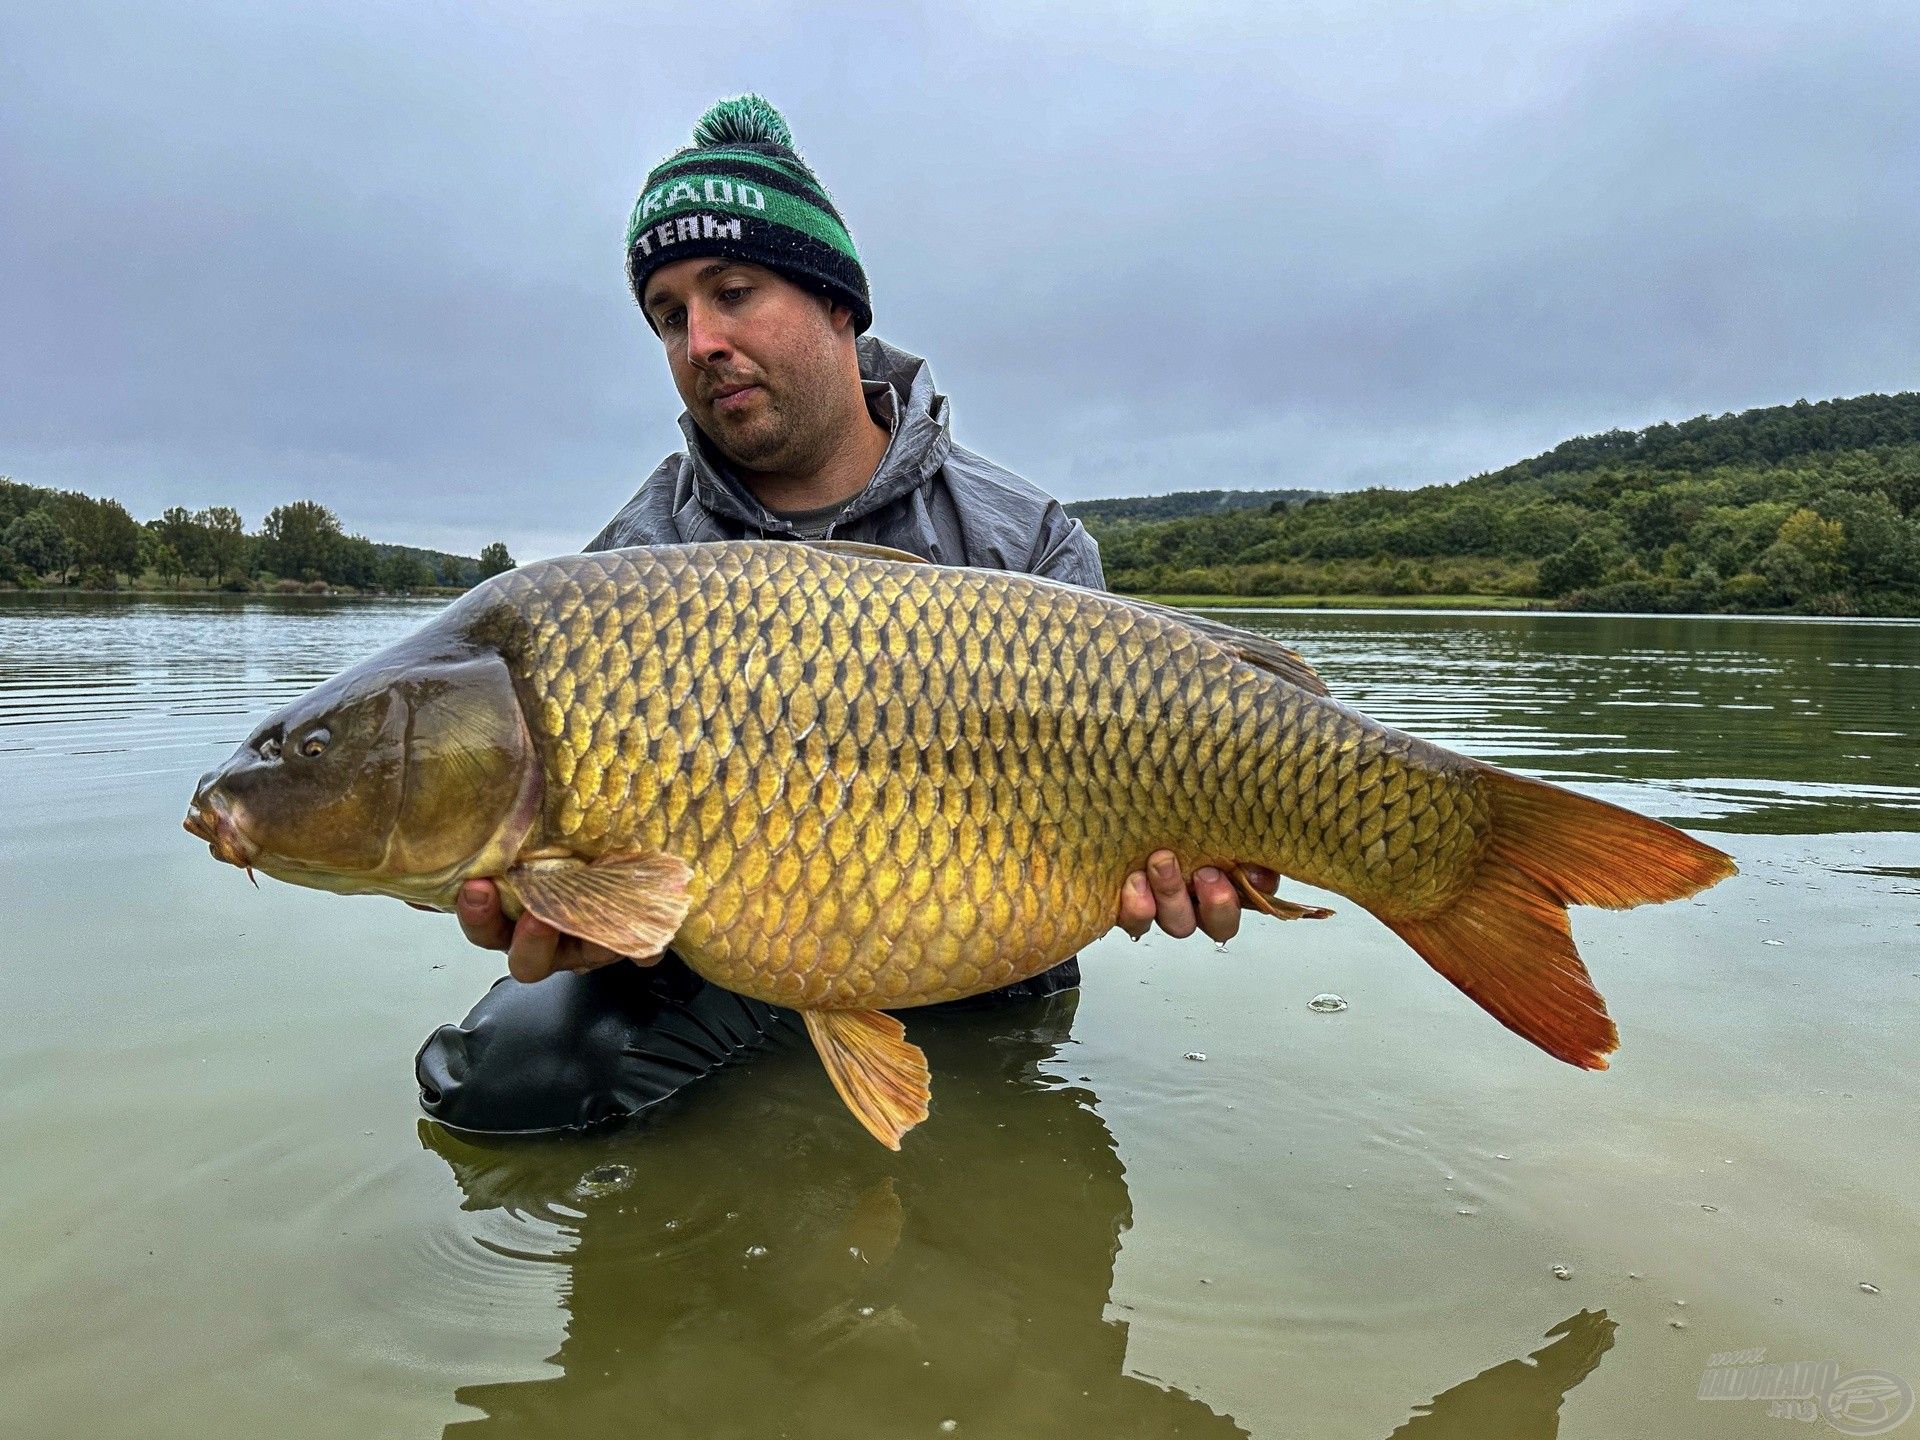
top-left (659, 309), bottom-right (685, 330)
top-left (719, 287), bottom-right (750, 303)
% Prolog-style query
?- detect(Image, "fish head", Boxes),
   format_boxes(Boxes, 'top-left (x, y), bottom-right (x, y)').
top-left (185, 642), bottom-right (539, 900)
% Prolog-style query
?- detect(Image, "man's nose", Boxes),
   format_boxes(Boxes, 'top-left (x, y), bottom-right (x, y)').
top-left (684, 305), bottom-right (731, 366)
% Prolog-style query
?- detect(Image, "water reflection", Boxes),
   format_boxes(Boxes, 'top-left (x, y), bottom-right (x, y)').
top-left (423, 994), bottom-right (1248, 1438)
top-left (1387, 1310), bottom-right (1616, 1439)
top-left (1224, 611), bottom-right (1919, 834)
top-left (422, 993), bottom-right (1621, 1440)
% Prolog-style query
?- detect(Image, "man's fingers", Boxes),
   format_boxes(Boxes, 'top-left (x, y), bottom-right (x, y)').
top-left (1146, 850), bottom-right (1197, 939)
top-left (1193, 866), bottom-right (1241, 943)
top-left (1116, 872), bottom-right (1154, 940)
top-left (456, 879), bottom-right (513, 952)
top-left (506, 914), bottom-right (561, 983)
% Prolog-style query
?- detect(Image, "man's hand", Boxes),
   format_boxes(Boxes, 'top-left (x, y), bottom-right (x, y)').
top-left (1117, 851), bottom-right (1277, 944)
top-left (450, 879), bottom-right (651, 983)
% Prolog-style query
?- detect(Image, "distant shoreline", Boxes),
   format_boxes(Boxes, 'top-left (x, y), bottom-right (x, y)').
top-left (1125, 592), bottom-right (1540, 611)
top-left (0, 584), bottom-right (461, 600)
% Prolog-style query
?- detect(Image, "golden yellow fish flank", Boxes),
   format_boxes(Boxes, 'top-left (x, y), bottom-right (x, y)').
top-left (186, 541), bottom-right (1736, 1148)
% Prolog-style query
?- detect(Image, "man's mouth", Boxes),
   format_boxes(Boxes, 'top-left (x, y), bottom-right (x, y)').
top-left (709, 382), bottom-right (761, 413)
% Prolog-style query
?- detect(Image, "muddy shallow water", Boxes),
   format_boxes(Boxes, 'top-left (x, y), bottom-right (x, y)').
top-left (2, 593), bottom-right (1914, 1439)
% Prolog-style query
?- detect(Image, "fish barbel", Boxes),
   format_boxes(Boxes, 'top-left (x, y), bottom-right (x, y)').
top-left (185, 541), bottom-right (1735, 1147)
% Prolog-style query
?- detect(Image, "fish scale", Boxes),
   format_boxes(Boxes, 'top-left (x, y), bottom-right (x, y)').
top-left (474, 543), bottom-right (1485, 1011)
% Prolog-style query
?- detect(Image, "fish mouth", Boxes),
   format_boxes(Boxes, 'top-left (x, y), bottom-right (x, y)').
top-left (184, 793), bottom-right (259, 873)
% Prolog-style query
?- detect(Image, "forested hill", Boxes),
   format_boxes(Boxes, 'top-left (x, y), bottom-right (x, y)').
top-left (1066, 488), bottom-right (1320, 524)
top-left (0, 476), bottom-right (512, 593)
top-left (1086, 392), bottom-right (1920, 615)
top-left (1481, 392), bottom-right (1920, 483)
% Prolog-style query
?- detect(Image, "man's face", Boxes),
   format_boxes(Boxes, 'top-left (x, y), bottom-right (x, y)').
top-left (642, 258), bottom-right (854, 473)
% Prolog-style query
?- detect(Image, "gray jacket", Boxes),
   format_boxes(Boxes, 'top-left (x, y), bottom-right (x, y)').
top-left (586, 336), bottom-right (1104, 588)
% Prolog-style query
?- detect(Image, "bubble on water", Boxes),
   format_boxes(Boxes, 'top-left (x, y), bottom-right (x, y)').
top-left (1701, 1204), bottom-right (1718, 1212)
top-left (744, 1244), bottom-right (768, 1258)
top-left (573, 1163), bottom-right (635, 1200)
top-left (857, 1305), bottom-right (875, 1317)
top-left (939, 1422), bottom-right (959, 1434)
top-left (1495, 1153), bottom-right (1512, 1161)
top-left (1307, 993), bottom-right (1348, 1014)
top-left (1762, 939), bottom-right (1785, 947)
top-left (1551, 1264), bottom-right (1573, 1280)
top-left (1859, 1282), bottom-right (1881, 1295)
top-left (1183, 1051), bottom-right (1207, 1062)
top-left (1457, 1207), bottom-right (1477, 1216)
top-left (1669, 1319), bottom-right (1687, 1330)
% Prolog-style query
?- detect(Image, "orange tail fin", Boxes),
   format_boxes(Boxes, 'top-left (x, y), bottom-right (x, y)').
top-left (1385, 769), bottom-right (1736, 1070)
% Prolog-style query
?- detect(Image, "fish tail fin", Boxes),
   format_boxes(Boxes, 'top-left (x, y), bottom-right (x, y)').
top-left (1384, 769), bottom-right (1736, 1069)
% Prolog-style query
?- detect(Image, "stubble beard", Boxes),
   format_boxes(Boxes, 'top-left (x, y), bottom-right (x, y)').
top-left (706, 364), bottom-right (839, 479)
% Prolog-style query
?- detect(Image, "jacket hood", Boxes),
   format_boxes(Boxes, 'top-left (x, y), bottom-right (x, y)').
top-left (675, 335), bottom-right (955, 535)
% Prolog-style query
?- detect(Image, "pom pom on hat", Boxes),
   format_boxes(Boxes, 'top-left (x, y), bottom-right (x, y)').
top-left (691, 94), bottom-right (796, 151)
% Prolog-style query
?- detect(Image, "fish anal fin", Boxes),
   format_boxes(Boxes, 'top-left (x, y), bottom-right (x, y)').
top-left (500, 851), bottom-right (692, 957)
top-left (802, 1009), bottom-right (931, 1151)
top-left (1223, 861), bottom-right (1333, 920)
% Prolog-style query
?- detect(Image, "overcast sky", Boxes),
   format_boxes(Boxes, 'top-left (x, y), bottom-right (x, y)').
top-left (4, 1), bottom-right (1917, 560)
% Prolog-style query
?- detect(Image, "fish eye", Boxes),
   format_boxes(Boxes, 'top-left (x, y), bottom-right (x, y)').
top-left (298, 727), bottom-right (331, 760)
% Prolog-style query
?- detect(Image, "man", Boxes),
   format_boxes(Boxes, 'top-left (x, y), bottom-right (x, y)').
top-left (416, 96), bottom-right (1264, 1135)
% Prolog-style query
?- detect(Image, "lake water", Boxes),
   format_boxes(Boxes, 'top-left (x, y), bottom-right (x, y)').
top-left (2, 593), bottom-right (1914, 1439)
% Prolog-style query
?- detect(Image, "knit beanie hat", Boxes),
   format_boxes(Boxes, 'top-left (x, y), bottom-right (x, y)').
top-left (625, 95), bottom-right (871, 333)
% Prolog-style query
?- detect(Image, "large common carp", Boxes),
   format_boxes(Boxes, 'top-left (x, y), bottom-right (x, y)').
top-left (185, 541), bottom-right (1734, 1147)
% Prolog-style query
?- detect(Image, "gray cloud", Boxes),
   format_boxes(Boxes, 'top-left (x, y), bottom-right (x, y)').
top-left (4, 0), bottom-right (1917, 560)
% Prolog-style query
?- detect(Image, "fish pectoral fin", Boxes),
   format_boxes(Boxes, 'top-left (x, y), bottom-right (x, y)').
top-left (802, 1009), bottom-right (931, 1151)
top-left (1224, 860), bottom-right (1334, 920)
top-left (500, 851), bottom-right (693, 957)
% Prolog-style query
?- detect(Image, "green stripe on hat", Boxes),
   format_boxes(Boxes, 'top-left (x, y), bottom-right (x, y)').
top-left (626, 174), bottom-right (856, 259)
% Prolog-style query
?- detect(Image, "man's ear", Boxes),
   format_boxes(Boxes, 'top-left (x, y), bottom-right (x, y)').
top-left (826, 298), bottom-right (857, 335)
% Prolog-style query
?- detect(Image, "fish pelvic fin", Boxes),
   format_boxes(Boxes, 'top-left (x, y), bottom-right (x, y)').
top-left (1386, 769), bottom-right (1736, 1071)
top-left (802, 1009), bottom-right (931, 1151)
top-left (499, 850), bottom-right (692, 958)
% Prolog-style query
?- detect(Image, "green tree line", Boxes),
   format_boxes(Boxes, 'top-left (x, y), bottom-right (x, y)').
top-left (0, 478), bottom-right (516, 594)
top-left (1088, 392), bottom-right (1920, 614)
top-left (1065, 488), bottom-right (1320, 525)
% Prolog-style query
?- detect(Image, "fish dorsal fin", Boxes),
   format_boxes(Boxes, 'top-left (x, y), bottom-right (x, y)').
top-left (500, 851), bottom-right (692, 957)
top-left (806, 539), bottom-right (931, 565)
top-left (802, 1009), bottom-right (931, 1150)
top-left (1122, 598), bottom-right (1330, 697)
